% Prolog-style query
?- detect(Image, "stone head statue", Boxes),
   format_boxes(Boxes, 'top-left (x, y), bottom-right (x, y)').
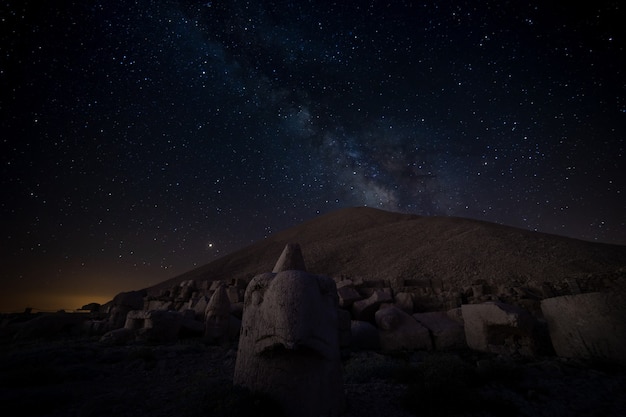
top-left (233, 244), bottom-right (345, 417)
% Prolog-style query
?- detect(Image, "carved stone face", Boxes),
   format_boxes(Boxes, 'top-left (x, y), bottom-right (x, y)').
top-left (234, 270), bottom-right (344, 417)
top-left (241, 271), bottom-right (339, 359)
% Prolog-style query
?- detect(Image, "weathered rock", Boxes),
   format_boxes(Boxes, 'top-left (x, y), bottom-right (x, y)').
top-left (394, 292), bottom-right (415, 313)
top-left (350, 320), bottom-right (380, 351)
top-left (272, 242), bottom-right (307, 272)
top-left (336, 279), bottom-right (354, 289)
top-left (177, 280), bottom-right (196, 301)
top-left (337, 286), bottom-right (362, 308)
top-left (462, 301), bottom-right (538, 356)
top-left (375, 306), bottom-right (432, 352)
top-left (234, 269), bottom-right (344, 417)
top-left (80, 302), bottom-right (101, 312)
top-left (446, 307), bottom-right (464, 324)
top-left (204, 282), bottom-right (231, 344)
top-left (352, 289), bottom-right (393, 322)
top-left (112, 290), bottom-right (146, 310)
top-left (413, 312), bottom-right (466, 350)
top-left (541, 292), bottom-right (626, 365)
top-left (125, 310), bottom-right (182, 343)
top-left (105, 290), bottom-right (146, 331)
top-left (226, 285), bottom-right (242, 304)
top-left (188, 295), bottom-right (209, 320)
top-left (145, 300), bottom-right (174, 311)
top-left (209, 280), bottom-right (223, 291)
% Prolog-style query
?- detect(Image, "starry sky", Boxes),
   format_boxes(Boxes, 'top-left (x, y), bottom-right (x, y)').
top-left (1, 0), bottom-right (624, 312)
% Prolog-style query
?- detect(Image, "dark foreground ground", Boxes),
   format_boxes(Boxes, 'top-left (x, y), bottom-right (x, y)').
top-left (1, 336), bottom-right (625, 417)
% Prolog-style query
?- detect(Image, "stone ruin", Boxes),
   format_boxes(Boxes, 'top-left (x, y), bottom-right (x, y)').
top-left (98, 276), bottom-right (245, 345)
top-left (88, 242), bottom-right (625, 369)
top-left (234, 243), bottom-right (345, 417)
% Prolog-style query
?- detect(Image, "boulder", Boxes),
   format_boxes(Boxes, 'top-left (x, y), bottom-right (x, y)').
top-left (336, 279), bottom-right (354, 289)
top-left (80, 302), bottom-right (101, 312)
top-left (375, 306), bottom-right (432, 352)
top-left (413, 312), bottom-right (466, 350)
top-left (112, 290), bottom-right (146, 310)
top-left (461, 302), bottom-right (538, 356)
top-left (446, 307), bottom-right (464, 324)
top-left (204, 283), bottom-right (231, 344)
top-left (105, 290), bottom-right (146, 331)
top-left (350, 320), bottom-right (380, 351)
top-left (234, 268), bottom-right (345, 417)
top-left (541, 292), bottom-right (626, 365)
top-left (177, 280), bottom-right (196, 301)
top-left (394, 292), bottom-right (415, 313)
top-left (337, 286), bottom-right (362, 308)
top-left (145, 300), bottom-right (173, 311)
top-left (207, 280), bottom-right (223, 291)
top-left (125, 310), bottom-right (182, 343)
top-left (352, 290), bottom-right (393, 322)
top-left (226, 285), bottom-right (242, 303)
top-left (189, 295), bottom-right (209, 320)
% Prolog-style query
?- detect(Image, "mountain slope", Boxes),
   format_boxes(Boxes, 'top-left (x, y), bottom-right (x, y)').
top-left (145, 207), bottom-right (626, 296)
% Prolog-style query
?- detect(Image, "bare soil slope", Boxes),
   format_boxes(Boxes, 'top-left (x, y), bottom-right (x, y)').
top-left (146, 207), bottom-right (626, 297)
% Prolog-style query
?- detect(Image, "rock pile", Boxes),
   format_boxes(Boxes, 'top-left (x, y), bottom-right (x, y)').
top-left (68, 242), bottom-right (624, 372)
top-left (97, 276), bottom-right (245, 345)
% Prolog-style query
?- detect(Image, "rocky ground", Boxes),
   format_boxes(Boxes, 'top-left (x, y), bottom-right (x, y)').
top-left (1, 336), bottom-right (625, 417)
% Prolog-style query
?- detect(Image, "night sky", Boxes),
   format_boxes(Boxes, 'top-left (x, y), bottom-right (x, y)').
top-left (1, 1), bottom-right (624, 312)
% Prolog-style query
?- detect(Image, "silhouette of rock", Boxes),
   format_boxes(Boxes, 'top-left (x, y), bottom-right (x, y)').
top-left (106, 290), bottom-right (146, 331)
top-left (413, 311), bottom-right (466, 350)
top-left (375, 306), bottom-right (432, 352)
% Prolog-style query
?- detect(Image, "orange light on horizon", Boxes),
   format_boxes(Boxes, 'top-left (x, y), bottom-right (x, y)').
top-left (0, 293), bottom-right (114, 314)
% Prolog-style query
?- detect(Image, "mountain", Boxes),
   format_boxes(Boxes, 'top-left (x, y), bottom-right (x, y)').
top-left (144, 207), bottom-right (626, 298)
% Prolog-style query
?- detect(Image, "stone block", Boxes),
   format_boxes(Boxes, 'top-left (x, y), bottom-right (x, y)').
top-left (541, 292), bottom-right (626, 365)
top-left (352, 289), bottom-right (393, 322)
top-left (393, 292), bottom-right (415, 313)
top-left (461, 301), bottom-right (538, 356)
top-left (337, 286), bottom-right (362, 308)
top-left (413, 312), bottom-right (466, 350)
top-left (375, 306), bottom-right (432, 352)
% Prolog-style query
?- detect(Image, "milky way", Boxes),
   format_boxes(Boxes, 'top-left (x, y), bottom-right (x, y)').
top-left (1, 1), bottom-right (624, 311)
